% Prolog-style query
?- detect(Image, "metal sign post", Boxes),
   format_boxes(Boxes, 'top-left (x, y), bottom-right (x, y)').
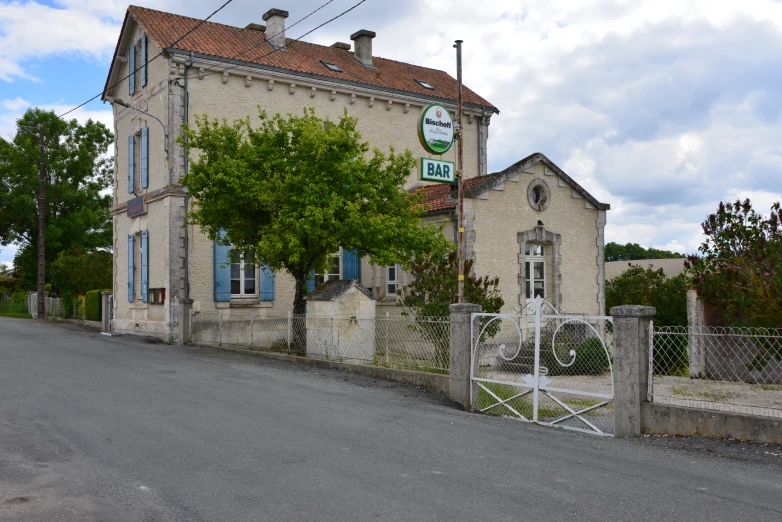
top-left (455, 39), bottom-right (465, 304)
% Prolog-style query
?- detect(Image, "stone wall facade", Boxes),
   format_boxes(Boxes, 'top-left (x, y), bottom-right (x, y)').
top-left (108, 16), bottom-right (494, 338)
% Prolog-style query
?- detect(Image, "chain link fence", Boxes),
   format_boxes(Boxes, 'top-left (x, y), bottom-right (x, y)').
top-left (651, 325), bottom-right (782, 419)
top-left (190, 310), bottom-right (450, 374)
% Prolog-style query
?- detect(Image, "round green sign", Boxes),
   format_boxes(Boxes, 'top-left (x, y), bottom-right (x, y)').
top-left (418, 103), bottom-right (454, 155)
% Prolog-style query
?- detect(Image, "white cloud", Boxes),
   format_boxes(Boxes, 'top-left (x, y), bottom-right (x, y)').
top-left (1, 97), bottom-right (30, 111)
top-left (0, 0), bottom-right (122, 81)
top-left (3, 0), bottom-right (782, 253)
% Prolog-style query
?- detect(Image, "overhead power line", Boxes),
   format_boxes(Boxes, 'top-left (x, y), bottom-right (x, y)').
top-left (189, 0), bottom-right (369, 83)
top-left (57, 0), bottom-right (236, 118)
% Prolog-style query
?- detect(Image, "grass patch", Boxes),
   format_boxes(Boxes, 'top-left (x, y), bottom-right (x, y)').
top-left (758, 384), bottom-right (782, 392)
top-left (0, 300), bottom-right (29, 318)
top-left (475, 382), bottom-right (610, 419)
top-left (672, 387), bottom-right (734, 402)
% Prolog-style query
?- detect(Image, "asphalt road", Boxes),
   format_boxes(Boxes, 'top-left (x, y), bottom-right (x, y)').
top-left (1, 317), bottom-right (781, 521)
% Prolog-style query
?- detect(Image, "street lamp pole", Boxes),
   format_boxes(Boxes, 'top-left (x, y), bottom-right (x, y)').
top-left (112, 99), bottom-right (168, 157)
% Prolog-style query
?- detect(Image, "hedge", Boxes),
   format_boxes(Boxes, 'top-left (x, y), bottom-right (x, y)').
top-left (84, 289), bottom-right (109, 322)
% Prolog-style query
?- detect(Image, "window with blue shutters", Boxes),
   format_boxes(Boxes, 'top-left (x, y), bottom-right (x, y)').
top-left (306, 271), bottom-right (316, 293)
top-left (141, 127), bottom-right (149, 189)
top-left (260, 266), bottom-right (275, 301)
top-left (213, 230), bottom-right (231, 302)
top-left (128, 135), bottom-right (135, 193)
top-left (141, 230), bottom-right (149, 303)
top-left (141, 34), bottom-right (147, 87)
top-left (343, 249), bottom-right (361, 281)
top-left (128, 234), bottom-right (135, 303)
top-left (128, 45), bottom-right (136, 96)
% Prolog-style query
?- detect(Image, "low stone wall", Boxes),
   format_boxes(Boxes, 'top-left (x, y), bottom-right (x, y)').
top-left (642, 402), bottom-right (782, 443)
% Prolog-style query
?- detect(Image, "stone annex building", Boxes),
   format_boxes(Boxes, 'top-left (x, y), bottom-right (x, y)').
top-left (103, 5), bottom-right (610, 338)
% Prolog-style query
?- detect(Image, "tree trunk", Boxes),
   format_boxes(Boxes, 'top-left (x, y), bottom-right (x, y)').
top-left (292, 271), bottom-right (308, 355)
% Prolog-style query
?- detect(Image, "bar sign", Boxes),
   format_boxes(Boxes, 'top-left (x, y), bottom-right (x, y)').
top-left (420, 158), bottom-right (455, 184)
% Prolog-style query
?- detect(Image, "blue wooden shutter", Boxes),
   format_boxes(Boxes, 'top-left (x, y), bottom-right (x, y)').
top-left (127, 234), bottom-right (135, 303)
top-left (306, 271), bottom-right (315, 293)
top-left (141, 230), bottom-right (149, 303)
top-left (141, 34), bottom-right (147, 87)
top-left (213, 230), bottom-right (231, 302)
top-left (141, 127), bottom-right (149, 189)
top-left (343, 249), bottom-right (360, 281)
top-left (129, 45), bottom-right (136, 96)
top-left (127, 135), bottom-right (135, 193)
top-left (260, 266), bottom-right (275, 301)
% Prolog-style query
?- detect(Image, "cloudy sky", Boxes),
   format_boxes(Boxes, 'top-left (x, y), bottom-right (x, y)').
top-left (2, 0), bottom-right (782, 267)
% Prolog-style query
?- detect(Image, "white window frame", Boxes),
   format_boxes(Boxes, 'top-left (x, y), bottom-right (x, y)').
top-left (524, 243), bottom-right (546, 301)
top-left (230, 252), bottom-right (258, 298)
top-left (316, 248), bottom-right (342, 286)
top-left (386, 265), bottom-right (399, 297)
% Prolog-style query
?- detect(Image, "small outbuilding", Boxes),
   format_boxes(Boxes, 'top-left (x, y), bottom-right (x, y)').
top-left (305, 280), bottom-right (376, 363)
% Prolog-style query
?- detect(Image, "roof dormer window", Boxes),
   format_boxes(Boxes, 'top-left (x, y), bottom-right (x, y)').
top-left (321, 61), bottom-right (343, 73)
top-left (415, 79), bottom-right (435, 90)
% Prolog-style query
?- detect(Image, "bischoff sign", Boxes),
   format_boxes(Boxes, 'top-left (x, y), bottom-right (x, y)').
top-left (418, 103), bottom-right (454, 155)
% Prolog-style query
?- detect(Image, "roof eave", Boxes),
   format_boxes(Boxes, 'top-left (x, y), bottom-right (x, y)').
top-left (166, 48), bottom-right (500, 113)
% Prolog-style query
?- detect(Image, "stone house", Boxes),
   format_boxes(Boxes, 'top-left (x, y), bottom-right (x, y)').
top-left (102, 5), bottom-right (608, 339)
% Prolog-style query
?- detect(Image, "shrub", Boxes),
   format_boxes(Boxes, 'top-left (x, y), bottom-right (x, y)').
top-left (0, 276), bottom-right (21, 296)
top-left (606, 265), bottom-right (687, 327)
top-left (545, 336), bottom-right (611, 376)
top-left (84, 290), bottom-right (103, 321)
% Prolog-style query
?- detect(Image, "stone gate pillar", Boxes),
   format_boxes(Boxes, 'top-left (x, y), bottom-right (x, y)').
top-left (611, 305), bottom-right (656, 437)
top-left (449, 303), bottom-right (482, 409)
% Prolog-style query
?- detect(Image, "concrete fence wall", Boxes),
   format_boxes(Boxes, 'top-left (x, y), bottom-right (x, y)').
top-left (610, 304), bottom-right (782, 443)
top-left (27, 292), bottom-right (84, 320)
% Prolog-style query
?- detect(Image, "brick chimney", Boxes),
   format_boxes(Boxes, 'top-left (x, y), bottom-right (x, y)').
top-left (263, 8), bottom-right (289, 49)
top-left (350, 30), bottom-right (376, 67)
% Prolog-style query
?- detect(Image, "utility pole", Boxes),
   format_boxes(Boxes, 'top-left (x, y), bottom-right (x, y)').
top-left (454, 40), bottom-right (465, 304)
top-left (37, 124), bottom-right (45, 319)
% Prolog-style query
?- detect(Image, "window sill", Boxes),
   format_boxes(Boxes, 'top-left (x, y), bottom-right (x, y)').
top-left (215, 299), bottom-right (274, 309)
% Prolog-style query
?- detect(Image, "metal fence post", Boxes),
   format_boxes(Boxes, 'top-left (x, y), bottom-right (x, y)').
top-left (287, 311), bottom-right (292, 349)
top-left (532, 296), bottom-right (542, 423)
top-left (250, 308), bottom-right (254, 347)
top-left (219, 309), bottom-right (223, 348)
top-left (385, 312), bottom-right (390, 367)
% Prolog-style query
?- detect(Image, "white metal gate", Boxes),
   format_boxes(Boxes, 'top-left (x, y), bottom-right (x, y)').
top-left (471, 296), bottom-right (615, 436)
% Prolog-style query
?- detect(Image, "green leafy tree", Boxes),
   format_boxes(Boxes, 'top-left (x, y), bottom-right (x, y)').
top-left (0, 108), bottom-right (114, 289)
top-left (606, 265), bottom-right (687, 327)
top-left (606, 265), bottom-right (688, 374)
top-left (181, 108), bottom-right (449, 320)
top-left (49, 247), bottom-right (113, 296)
top-left (400, 250), bottom-right (504, 367)
top-left (49, 247), bottom-right (112, 319)
top-left (687, 198), bottom-right (782, 329)
top-left (605, 242), bottom-right (684, 262)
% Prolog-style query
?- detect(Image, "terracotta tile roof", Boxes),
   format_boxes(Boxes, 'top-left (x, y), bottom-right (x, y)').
top-left (414, 174), bottom-right (504, 213)
top-left (414, 183), bottom-right (455, 213)
top-left (125, 5), bottom-right (497, 110)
